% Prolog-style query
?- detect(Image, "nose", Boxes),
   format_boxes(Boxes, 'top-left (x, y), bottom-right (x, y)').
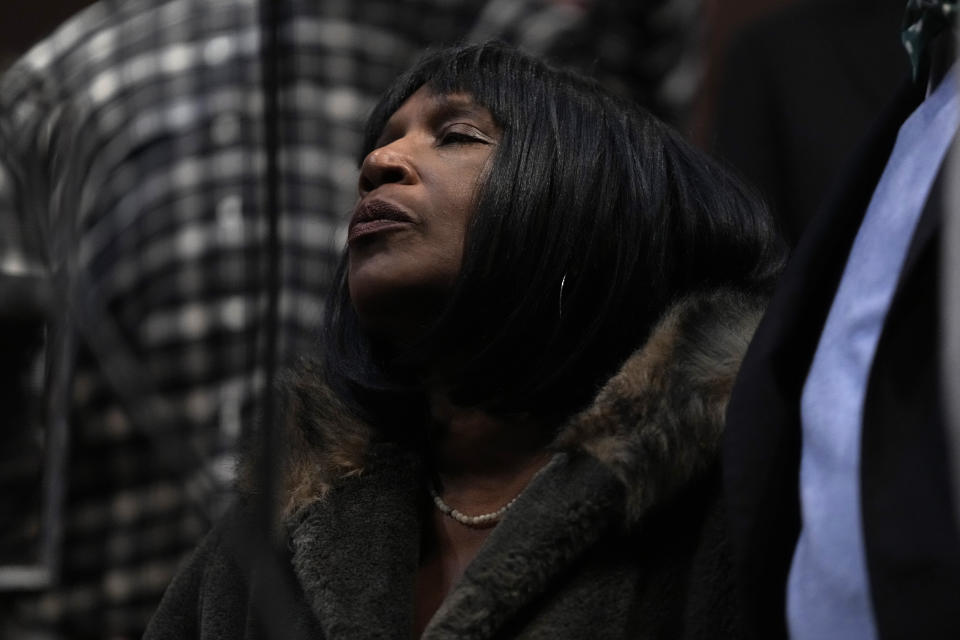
top-left (358, 142), bottom-right (417, 196)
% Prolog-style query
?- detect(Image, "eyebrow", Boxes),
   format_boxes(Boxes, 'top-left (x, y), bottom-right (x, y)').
top-left (428, 93), bottom-right (488, 120)
top-left (423, 94), bottom-right (499, 136)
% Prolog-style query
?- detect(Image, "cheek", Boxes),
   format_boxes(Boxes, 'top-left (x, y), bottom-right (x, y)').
top-left (434, 182), bottom-right (478, 249)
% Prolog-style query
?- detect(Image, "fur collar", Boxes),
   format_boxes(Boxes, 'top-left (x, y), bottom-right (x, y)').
top-left (553, 288), bottom-right (765, 522)
top-left (258, 288), bottom-right (765, 523)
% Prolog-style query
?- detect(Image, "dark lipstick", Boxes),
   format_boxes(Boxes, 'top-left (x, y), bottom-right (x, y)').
top-left (348, 199), bottom-right (415, 244)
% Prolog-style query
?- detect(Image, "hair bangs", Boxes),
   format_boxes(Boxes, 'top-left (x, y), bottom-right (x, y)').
top-left (360, 42), bottom-right (549, 164)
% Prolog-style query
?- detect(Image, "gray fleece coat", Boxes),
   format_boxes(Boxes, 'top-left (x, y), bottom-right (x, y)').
top-left (144, 289), bottom-right (764, 640)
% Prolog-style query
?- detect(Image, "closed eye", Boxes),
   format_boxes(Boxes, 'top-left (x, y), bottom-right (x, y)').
top-left (437, 124), bottom-right (493, 146)
top-left (440, 132), bottom-right (480, 145)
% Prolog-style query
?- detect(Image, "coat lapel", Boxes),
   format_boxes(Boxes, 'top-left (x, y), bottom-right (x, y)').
top-left (423, 453), bottom-right (625, 639)
top-left (286, 444), bottom-right (424, 639)
top-left (285, 449), bottom-right (625, 640)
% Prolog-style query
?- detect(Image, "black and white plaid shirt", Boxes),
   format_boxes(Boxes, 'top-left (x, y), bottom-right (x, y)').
top-left (0, 0), bottom-right (698, 636)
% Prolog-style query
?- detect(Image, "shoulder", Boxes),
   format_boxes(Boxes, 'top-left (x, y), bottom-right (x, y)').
top-left (144, 501), bottom-right (256, 639)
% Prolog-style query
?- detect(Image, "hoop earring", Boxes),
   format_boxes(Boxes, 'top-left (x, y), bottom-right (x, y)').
top-left (559, 273), bottom-right (567, 319)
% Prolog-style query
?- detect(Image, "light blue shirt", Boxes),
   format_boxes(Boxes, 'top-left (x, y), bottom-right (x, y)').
top-left (788, 68), bottom-right (959, 640)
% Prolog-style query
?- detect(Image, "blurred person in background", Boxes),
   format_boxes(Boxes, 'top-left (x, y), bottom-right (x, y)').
top-left (0, 0), bottom-right (703, 637)
top-left (724, 1), bottom-right (960, 637)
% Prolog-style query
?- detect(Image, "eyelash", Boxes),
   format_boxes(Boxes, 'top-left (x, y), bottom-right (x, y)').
top-left (438, 130), bottom-right (482, 146)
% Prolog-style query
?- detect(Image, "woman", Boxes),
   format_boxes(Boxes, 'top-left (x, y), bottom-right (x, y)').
top-left (146, 42), bottom-right (782, 639)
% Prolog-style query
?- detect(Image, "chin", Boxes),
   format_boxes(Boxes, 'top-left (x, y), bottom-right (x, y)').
top-left (349, 284), bottom-right (446, 347)
top-left (348, 257), bottom-right (456, 345)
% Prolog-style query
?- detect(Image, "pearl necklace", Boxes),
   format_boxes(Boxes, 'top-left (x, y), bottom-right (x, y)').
top-left (428, 486), bottom-right (521, 527)
top-left (428, 456), bottom-right (557, 528)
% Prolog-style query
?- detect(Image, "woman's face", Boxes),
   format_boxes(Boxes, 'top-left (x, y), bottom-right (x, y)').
top-left (348, 86), bottom-right (500, 341)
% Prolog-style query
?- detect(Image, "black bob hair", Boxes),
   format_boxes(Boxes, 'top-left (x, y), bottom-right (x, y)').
top-left (322, 41), bottom-right (783, 424)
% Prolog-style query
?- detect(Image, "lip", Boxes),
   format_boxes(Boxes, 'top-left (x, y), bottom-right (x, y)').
top-left (348, 198), bottom-right (416, 244)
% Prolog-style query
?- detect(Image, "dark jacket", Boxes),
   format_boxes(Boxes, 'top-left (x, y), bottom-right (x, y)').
top-left (145, 289), bottom-right (766, 639)
top-left (723, 76), bottom-right (960, 639)
top-left (713, 0), bottom-right (909, 246)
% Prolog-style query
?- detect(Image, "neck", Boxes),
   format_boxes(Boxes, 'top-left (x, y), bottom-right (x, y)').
top-left (413, 393), bottom-right (554, 633)
top-left (426, 392), bottom-right (552, 516)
